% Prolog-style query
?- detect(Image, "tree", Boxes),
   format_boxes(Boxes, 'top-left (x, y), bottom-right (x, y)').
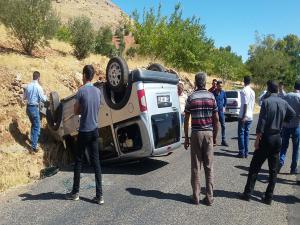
top-left (0, 0), bottom-right (60, 55)
top-left (212, 47), bottom-right (248, 83)
top-left (94, 26), bottom-right (116, 57)
top-left (246, 34), bottom-right (298, 88)
top-left (131, 4), bottom-right (214, 72)
top-left (68, 16), bottom-right (94, 59)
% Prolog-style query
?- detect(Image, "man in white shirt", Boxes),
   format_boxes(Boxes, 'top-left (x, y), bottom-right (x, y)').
top-left (237, 76), bottom-right (255, 158)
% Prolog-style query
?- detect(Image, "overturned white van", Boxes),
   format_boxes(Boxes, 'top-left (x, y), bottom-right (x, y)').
top-left (45, 57), bottom-right (182, 162)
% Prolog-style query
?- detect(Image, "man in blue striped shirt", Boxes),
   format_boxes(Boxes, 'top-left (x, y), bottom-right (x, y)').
top-left (24, 71), bottom-right (47, 153)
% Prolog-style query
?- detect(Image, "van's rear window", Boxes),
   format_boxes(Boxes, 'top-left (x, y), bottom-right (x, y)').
top-left (226, 91), bottom-right (238, 98)
top-left (151, 112), bottom-right (180, 148)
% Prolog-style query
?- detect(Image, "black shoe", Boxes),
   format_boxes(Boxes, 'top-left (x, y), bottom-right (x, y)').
top-left (239, 193), bottom-right (250, 201)
top-left (93, 195), bottom-right (104, 205)
top-left (221, 141), bottom-right (229, 147)
top-left (65, 192), bottom-right (79, 201)
top-left (262, 195), bottom-right (272, 205)
top-left (202, 197), bottom-right (214, 206)
top-left (236, 154), bottom-right (245, 158)
top-left (290, 169), bottom-right (299, 175)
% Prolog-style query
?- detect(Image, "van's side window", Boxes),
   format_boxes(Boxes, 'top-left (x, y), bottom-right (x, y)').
top-left (117, 124), bottom-right (142, 153)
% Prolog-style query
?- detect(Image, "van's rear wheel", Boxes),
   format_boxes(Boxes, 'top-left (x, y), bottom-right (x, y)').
top-left (147, 63), bottom-right (165, 72)
top-left (106, 57), bottom-right (129, 92)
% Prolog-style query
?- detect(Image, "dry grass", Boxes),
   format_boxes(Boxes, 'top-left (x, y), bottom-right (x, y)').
top-left (0, 150), bottom-right (43, 192)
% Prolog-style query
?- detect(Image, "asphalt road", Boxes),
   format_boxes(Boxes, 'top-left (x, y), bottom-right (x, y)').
top-left (0, 116), bottom-right (299, 225)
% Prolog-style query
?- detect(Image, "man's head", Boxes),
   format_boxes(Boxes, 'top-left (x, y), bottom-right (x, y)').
top-left (279, 81), bottom-right (284, 91)
top-left (294, 80), bottom-right (300, 91)
top-left (82, 65), bottom-right (95, 84)
top-left (33, 71), bottom-right (40, 81)
top-left (216, 80), bottom-right (223, 91)
top-left (267, 80), bottom-right (278, 94)
top-left (195, 72), bottom-right (207, 89)
top-left (212, 79), bottom-right (217, 87)
top-left (243, 76), bottom-right (251, 86)
top-left (178, 82), bottom-right (184, 95)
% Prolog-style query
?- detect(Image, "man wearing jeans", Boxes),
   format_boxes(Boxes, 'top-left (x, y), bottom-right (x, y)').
top-left (65, 65), bottom-right (104, 205)
top-left (213, 81), bottom-right (228, 146)
top-left (279, 80), bottom-right (300, 174)
top-left (184, 72), bottom-right (219, 206)
top-left (237, 76), bottom-right (255, 158)
top-left (24, 71), bottom-right (47, 153)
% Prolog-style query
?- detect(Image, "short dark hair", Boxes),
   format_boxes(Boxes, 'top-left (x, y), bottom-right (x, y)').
top-left (83, 65), bottom-right (95, 81)
top-left (267, 80), bottom-right (278, 93)
top-left (244, 76), bottom-right (251, 85)
top-left (217, 80), bottom-right (223, 85)
top-left (212, 79), bottom-right (217, 82)
top-left (279, 81), bottom-right (284, 86)
top-left (195, 72), bottom-right (207, 89)
top-left (33, 71), bottom-right (40, 80)
top-left (294, 80), bottom-right (300, 90)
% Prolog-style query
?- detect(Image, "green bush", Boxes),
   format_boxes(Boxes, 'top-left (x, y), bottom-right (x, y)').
top-left (0, 0), bottom-right (60, 55)
top-left (68, 16), bottom-right (95, 59)
top-left (94, 26), bottom-right (115, 57)
top-left (55, 25), bottom-right (71, 42)
top-left (126, 47), bottom-right (137, 59)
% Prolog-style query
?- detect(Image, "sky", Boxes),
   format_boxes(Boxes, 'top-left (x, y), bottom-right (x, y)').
top-left (112, 0), bottom-right (300, 61)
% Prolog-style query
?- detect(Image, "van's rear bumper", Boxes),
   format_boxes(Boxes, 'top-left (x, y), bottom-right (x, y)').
top-left (152, 141), bottom-right (181, 156)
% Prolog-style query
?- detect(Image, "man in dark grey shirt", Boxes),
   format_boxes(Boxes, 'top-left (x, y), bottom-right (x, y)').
top-left (279, 80), bottom-right (300, 174)
top-left (240, 80), bottom-right (295, 205)
top-left (65, 65), bottom-right (104, 204)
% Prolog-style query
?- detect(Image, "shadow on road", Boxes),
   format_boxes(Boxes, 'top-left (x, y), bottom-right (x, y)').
top-left (19, 192), bottom-right (65, 201)
top-left (126, 188), bottom-right (191, 204)
top-left (214, 149), bottom-right (253, 158)
top-left (19, 192), bottom-right (98, 204)
top-left (59, 158), bottom-right (169, 176)
top-left (240, 173), bottom-right (297, 186)
top-left (103, 158), bottom-right (169, 175)
top-left (235, 165), bottom-right (268, 174)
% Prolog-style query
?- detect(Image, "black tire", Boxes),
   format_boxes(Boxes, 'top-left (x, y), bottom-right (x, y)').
top-left (49, 92), bottom-right (60, 120)
top-left (46, 92), bottom-right (62, 131)
top-left (106, 57), bottom-right (129, 92)
top-left (46, 104), bottom-right (62, 131)
top-left (103, 81), bottom-right (132, 110)
top-left (147, 63), bottom-right (165, 72)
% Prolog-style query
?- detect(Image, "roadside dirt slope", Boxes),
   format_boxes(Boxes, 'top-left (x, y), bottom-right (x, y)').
top-left (52, 0), bottom-right (126, 29)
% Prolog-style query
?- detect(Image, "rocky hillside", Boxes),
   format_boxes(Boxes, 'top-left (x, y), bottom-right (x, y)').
top-left (52, 0), bottom-right (126, 29)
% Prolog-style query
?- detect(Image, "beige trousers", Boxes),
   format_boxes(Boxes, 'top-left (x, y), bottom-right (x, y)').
top-left (190, 130), bottom-right (214, 203)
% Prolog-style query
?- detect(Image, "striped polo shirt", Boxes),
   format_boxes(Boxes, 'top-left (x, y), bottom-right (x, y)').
top-left (185, 89), bottom-right (218, 131)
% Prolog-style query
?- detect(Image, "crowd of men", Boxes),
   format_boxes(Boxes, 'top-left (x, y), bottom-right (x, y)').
top-left (182, 73), bottom-right (299, 206)
top-left (24, 67), bottom-right (299, 206)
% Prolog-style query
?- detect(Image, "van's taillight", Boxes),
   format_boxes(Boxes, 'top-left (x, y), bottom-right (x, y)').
top-left (137, 89), bottom-right (147, 112)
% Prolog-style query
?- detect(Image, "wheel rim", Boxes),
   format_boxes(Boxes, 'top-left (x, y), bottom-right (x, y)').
top-left (108, 62), bottom-right (122, 87)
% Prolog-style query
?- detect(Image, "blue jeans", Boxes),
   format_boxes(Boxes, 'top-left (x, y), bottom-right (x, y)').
top-left (279, 126), bottom-right (300, 171)
top-left (238, 120), bottom-right (252, 157)
top-left (218, 111), bottom-right (226, 141)
top-left (26, 106), bottom-right (40, 150)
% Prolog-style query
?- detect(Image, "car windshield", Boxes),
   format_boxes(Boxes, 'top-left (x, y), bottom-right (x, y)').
top-left (226, 91), bottom-right (238, 98)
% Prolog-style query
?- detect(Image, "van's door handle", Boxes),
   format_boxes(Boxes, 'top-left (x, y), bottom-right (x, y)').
top-left (172, 107), bottom-right (177, 111)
